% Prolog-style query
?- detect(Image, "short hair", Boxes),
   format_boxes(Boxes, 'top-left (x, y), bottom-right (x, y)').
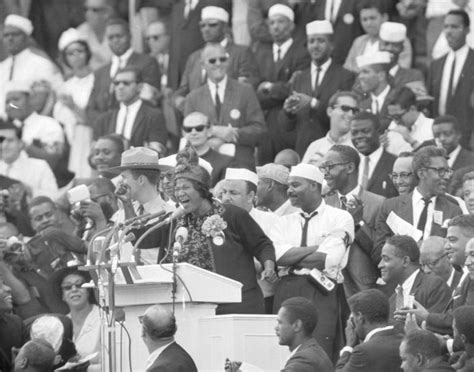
top-left (402, 330), bottom-right (442, 359)
top-left (89, 177), bottom-right (116, 195)
top-left (357, 0), bottom-right (386, 14)
top-left (463, 171), bottom-right (474, 184)
top-left (106, 17), bottom-right (130, 33)
top-left (28, 196), bottom-right (56, 214)
top-left (328, 91), bottom-right (359, 108)
top-left (412, 146), bottom-right (448, 179)
top-left (96, 134), bottom-right (126, 154)
top-left (433, 115), bottom-right (461, 133)
top-left (387, 86), bottom-right (417, 110)
top-left (386, 235), bottom-right (420, 263)
top-left (329, 144), bottom-right (361, 168)
top-left (245, 181), bottom-right (257, 195)
top-left (447, 9), bottom-right (470, 28)
top-left (454, 306), bottom-right (474, 344)
top-left (348, 289), bottom-right (389, 323)
top-left (281, 297), bottom-right (318, 335)
top-left (20, 339), bottom-right (56, 372)
top-left (115, 66), bottom-right (143, 83)
top-left (351, 111), bottom-right (381, 133)
top-left (60, 40), bottom-right (92, 69)
top-left (183, 112), bottom-right (210, 127)
top-left (129, 169), bottom-right (160, 185)
top-left (398, 151), bottom-right (415, 158)
top-left (448, 215), bottom-right (474, 238)
top-left (0, 119), bottom-right (22, 139)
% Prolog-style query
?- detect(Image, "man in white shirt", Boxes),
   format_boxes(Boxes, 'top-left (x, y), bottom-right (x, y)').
top-left (0, 121), bottom-right (58, 199)
top-left (272, 163), bottom-right (354, 359)
top-left (140, 305), bottom-right (197, 372)
top-left (302, 91), bottom-right (358, 164)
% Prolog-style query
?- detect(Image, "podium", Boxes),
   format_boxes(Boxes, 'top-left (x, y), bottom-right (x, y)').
top-left (107, 263), bottom-right (243, 371)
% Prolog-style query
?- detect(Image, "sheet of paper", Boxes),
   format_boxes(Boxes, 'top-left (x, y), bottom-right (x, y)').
top-left (386, 211), bottom-right (423, 241)
top-left (239, 362), bottom-right (264, 372)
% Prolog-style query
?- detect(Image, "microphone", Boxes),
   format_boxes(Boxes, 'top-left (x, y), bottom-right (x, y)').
top-left (165, 208), bottom-right (185, 224)
top-left (173, 227), bottom-right (188, 257)
top-left (111, 232), bottom-right (135, 274)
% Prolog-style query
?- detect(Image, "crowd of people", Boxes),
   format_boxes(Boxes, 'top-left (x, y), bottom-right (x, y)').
top-left (2, 0), bottom-right (474, 371)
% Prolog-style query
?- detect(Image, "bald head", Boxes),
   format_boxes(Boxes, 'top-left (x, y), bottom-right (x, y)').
top-left (274, 149), bottom-right (301, 168)
top-left (14, 339), bottom-right (55, 372)
top-left (142, 305), bottom-right (177, 344)
top-left (420, 236), bottom-right (452, 282)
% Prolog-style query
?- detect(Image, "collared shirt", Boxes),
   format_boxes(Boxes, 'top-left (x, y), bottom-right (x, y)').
top-left (208, 75), bottom-right (228, 104)
top-left (285, 344), bottom-right (301, 364)
top-left (272, 200), bottom-right (354, 281)
top-left (362, 39), bottom-right (380, 57)
top-left (386, 113), bottom-right (434, 156)
top-left (398, 269), bottom-right (420, 307)
top-left (146, 341), bottom-right (175, 370)
top-left (447, 145), bottom-right (462, 168)
top-left (338, 185), bottom-right (361, 203)
top-left (370, 85), bottom-right (391, 114)
top-left (357, 146), bottom-right (383, 186)
top-left (274, 199), bottom-right (300, 217)
top-left (364, 325), bottom-right (394, 342)
top-left (412, 188), bottom-right (436, 238)
top-left (0, 151), bottom-right (58, 198)
top-left (447, 267), bottom-right (456, 288)
top-left (439, 44), bottom-right (470, 115)
top-left (249, 207), bottom-right (280, 239)
top-left (110, 48), bottom-right (134, 77)
top-left (311, 58), bottom-right (332, 91)
top-left (302, 132), bottom-right (353, 164)
top-left (116, 99), bottom-right (142, 140)
top-left (22, 111), bottom-right (65, 148)
top-left (389, 64), bottom-right (400, 77)
top-left (272, 38), bottom-right (293, 62)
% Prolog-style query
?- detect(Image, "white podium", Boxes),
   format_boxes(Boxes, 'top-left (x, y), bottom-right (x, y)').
top-left (107, 263), bottom-right (243, 371)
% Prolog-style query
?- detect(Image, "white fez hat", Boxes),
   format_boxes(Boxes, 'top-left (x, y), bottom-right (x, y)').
top-left (306, 20), bottom-right (333, 35)
top-left (268, 4), bottom-right (294, 22)
top-left (289, 163), bottom-right (324, 184)
top-left (356, 51), bottom-right (392, 69)
top-left (379, 22), bottom-right (406, 43)
top-left (201, 6), bottom-right (229, 23)
top-left (5, 80), bottom-right (31, 95)
top-left (58, 28), bottom-right (85, 51)
top-left (159, 154), bottom-right (213, 176)
top-left (225, 168), bottom-right (258, 187)
top-left (4, 14), bottom-right (33, 36)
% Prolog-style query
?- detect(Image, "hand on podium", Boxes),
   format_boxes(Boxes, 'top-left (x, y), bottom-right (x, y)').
top-left (224, 358), bottom-right (242, 372)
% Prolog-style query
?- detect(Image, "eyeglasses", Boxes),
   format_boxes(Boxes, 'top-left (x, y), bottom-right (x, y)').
top-left (199, 22), bottom-right (220, 28)
top-left (333, 104), bottom-right (360, 114)
top-left (318, 162), bottom-right (349, 173)
top-left (207, 56), bottom-right (228, 65)
top-left (421, 253), bottom-right (449, 270)
top-left (61, 280), bottom-right (85, 291)
top-left (113, 80), bottom-right (136, 87)
top-left (389, 172), bottom-right (413, 181)
top-left (66, 49), bottom-right (86, 57)
top-left (423, 167), bottom-right (453, 177)
top-left (182, 125), bottom-right (208, 133)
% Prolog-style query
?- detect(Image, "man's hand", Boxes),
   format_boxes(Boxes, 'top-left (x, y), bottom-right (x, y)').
top-left (115, 182), bottom-right (133, 206)
top-left (345, 316), bottom-right (359, 347)
top-left (284, 92), bottom-right (312, 114)
top-left (224, 359), bottom-right (242, 372)
top-left (345, 196), bottom-right (364, 225)
top-left (257, 81), bottom-right (273, 95)
top-left (396, 299), bottom-right (429, 322)
top-left (404, 313), bottom-right (421, 334)
top-left (211, 126), bottom-right (238, 143)
top-left (79, 201), bottom-right (106, 224)
top-left (261, 260), bottom-right (278, 284)
top-left (390, 124), bottom-right (416, 146)
top-left (379, 130), bottom-right (389, 149)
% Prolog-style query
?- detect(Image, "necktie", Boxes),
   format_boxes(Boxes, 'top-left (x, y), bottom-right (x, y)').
top-left (215, 83), bottom-right (221, 117)
top-left (184, 0), bottom-right (193, 19)
top-left (326, 0), bottom-right (334, 21)
top-left (372, 98), bottom-right (379, 114)
top-left (276, 47), bottom-right (282, 63)
top-left (417, 197), bottom-right (432, 235)
top-left (119, 106), bottom-right (129, 136)
top-left (9, 55), bottom-right (15, 80)
top-left (395, 286), bottom-right (404, 310)
top-left (313, 66), bottom-right (322, 93)
top-left (300, 212), bottom-right (318, 247)
top-left (448, 56), bottom-right (456, 101)
top-left (361, 156), bottom-right (370, 189)
top-left (340, 195), bottom-right (347, 210)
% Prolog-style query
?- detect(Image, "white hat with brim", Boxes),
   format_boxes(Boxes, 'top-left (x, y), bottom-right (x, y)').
top-left (4, 14), bottom-right (33, 36)
top-left (225, 168), bottom-right (258, 187)
top-left (268, 4), bottom-right (294, 22)
top-left (379, 22), bottom-right (406, 43)
top-left (356, 51), bottom-right (392, 69)
top-left (159, 154), bottom-right (214, 176)
top-left (289, 163), bottom-right (324, 184)
top-left (106, 147), bottom-right (172, 173)
top-left (58, 28), bottom-right (86, 51)
top-left (201, 6), bottom-right (229, 23)
top-left (306, 20), bottom-right (333, 35)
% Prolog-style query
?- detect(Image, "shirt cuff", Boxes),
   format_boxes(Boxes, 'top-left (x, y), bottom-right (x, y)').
top-left (340, 346), bottom-right (354, 356)
top-left (447, 338), bottom-right (454, 355)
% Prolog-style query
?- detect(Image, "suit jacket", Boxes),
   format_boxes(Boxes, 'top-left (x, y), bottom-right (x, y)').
top-left (420, 357), bottom-right (455, 372)
top-left (93, 101), bottom-right (168, 147)
top-left (392, 67), bottom-right (426, 92)
top-left (283, 338), bottom-right (333, 372)
top-left (450, 269), bottom-right (464, 292)
top-left (176, 42), bottom-right (259, 97)
top-left (428, 49), bottom-right (474, 145)
top-left (374, 192), bottom-right (462, 265)
top-left (325, 189), bottom-right (384, 296)
top-left (184, 78), bottom-right (266, 169)
top-left (86, 52), bottom-right (161, 122)
top-left (359, 87), bottom-right (399, 131)
top-left (365, 150), bottom-right (398, 199)
top-left (336, 327), bottom-right (403, 372)
top-left (200, 147), bottom-right (233, 187)
top-left (452, 148), bottom-right (474, 171)
top-left (147, 342), bottom-right (197, 372)
top-left (281, 63), bottom-right (355, 156)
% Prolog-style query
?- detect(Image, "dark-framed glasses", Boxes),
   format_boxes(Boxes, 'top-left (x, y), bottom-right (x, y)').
top-left (61, 280), bottom-right (85, 291)
top-left (389, 172), bottom-right (413, 181)
top-left (319, 162), bottom-right (349, 173)
top-left (182, 125), bottom-right (208, 133)
top-left (207, 56), bottom-right (228, 64)
top-left (423, 167), bottom-right (453, 177)
top-left (333, 104), bottom-right (360, 114)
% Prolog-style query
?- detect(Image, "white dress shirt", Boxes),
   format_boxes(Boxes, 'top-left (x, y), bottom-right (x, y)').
top-left (396, 269), bottom-right (420, 307)
top-left (357, 146), bottom-right (383, 187)
top-left (274, 199), bottom-right (300, 217)
top-left (311, 58), bottom-right (332, 91)
top-left (338, 185), bottom-right (361, 203)
top-left (272, 200), bottom-right (354, 282)
top-left (447, 145), bottom-right (462, 168)
top-left (146, 341), bottom-right (175, 370)
top-left (363, 39), bottom-right (380, 57)
top-left (249, 207), bottom-right (280, 239)
top-left (207, 75), bottom-right (228, 105)
top-left (0, 151), bottom-right (58, 198)
top-left (272, 38), bottom-right (293, 62)
top-left (325, 0), bottom-right (341, 22)
top-left (412, 188), bottom-right (436, 238)
top-left (386, 113), bottom-right (434, 156)
top-left (370, 85), bottom-right (391, 114)
top-left (110, 48), bottom-right (134, 77)
top-left (22, 112), bottom-right (65, 149)
top-left (116, 99), bottom-right (142, 140)
top-left (303, 132), bottom-right (353, 163)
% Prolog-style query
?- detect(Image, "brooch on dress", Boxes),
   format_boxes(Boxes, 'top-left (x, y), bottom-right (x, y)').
top-left (202, 214), bottom-right (227, 246)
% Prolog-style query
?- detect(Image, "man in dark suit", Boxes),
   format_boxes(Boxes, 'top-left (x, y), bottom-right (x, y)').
top-left (375, 146), bottom-right (463, 263)
top-left (93, 67), bottom-right (168, 155)
top-left (350, 111), bottom-right (398, 198)
top-left (428, 9), bottom-right (474, 149)
top-left (281, 20), bottom-right (354, 157)
top-left (254, 4), bottom-right (310, 164)
top-left (336, 289), bottom-right (403, 372)
top-left (322, 145), bottom-right (384, 297)
top-left (175, 5), bottom-right (259, 102)
top-left (184, 44), bottom-right (266, 170)
top-left (87, 18), bottom-right (161, 123)
top-left (141, 304), bottom-right (197, 372)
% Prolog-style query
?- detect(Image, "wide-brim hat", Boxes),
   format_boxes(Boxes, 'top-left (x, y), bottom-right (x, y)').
top-left (106, 147), bottom-right (172, 173)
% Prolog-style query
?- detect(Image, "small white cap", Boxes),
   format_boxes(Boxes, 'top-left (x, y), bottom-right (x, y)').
top-left (225, 168), bottom-right (258, 187)
top-left (4, 14), bottom-right (33, 36)
top-left (5, 80), bottom-right (31, 95)
top-left (257, 163), bottom-right (290, 185)
top-left (268, 4), bottom-right (294, 22)
top-left (159, 154), bottom-right (214, 176)
top-left (289, 163), bottom-right (324, 184)
top-left (306, 20), bottom-right (333, 35)
top-left (379, 22), bottom-right (406, 43)
top-left (201, 6), bottom-right (229, 23)
top-left (58, 28), bottom-right (85, 51)
top-left (356, 51), bottom-right (392, 69)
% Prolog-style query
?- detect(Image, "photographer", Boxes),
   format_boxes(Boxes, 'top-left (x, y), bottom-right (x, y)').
top-left (0, 184), bottom-right (34, 237)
